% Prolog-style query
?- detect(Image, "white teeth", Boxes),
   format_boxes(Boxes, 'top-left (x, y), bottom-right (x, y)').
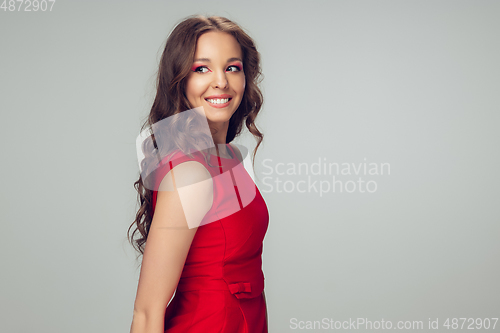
top-left (206, 98), bottom-right (229, 104)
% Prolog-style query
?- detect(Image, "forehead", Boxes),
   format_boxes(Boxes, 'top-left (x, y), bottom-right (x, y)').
top-left (194, 31), bottom-right (242, 60)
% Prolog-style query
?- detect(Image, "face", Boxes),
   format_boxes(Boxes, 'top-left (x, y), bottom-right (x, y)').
top-left (185, 31), bottom-right (245, 127)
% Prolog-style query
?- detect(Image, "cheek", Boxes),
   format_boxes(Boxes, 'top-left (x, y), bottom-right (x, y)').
top-left (185, 81), bottom-right (200, 100)
top-left (235, 75), bottom-right (246, 94)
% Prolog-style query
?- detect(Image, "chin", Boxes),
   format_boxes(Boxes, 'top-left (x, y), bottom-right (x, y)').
top-left (206, 116), bottom-right (233, 124)
top-left (205, 111), bottom-right (236, 123)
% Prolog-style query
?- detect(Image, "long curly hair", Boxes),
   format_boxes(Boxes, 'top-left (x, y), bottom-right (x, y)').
top-left (127, 15), bottom-right (265, 261)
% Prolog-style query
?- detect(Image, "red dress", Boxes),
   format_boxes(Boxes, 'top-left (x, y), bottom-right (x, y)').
top-left (151, 143), bottom-right (269, 333)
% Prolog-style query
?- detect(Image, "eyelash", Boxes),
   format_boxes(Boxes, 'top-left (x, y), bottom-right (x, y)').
top-left (192, 65), bottom-right (242, 73)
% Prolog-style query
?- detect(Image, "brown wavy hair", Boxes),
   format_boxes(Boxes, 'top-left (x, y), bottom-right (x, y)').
top-left (127, 15), bottom-right (265, 260)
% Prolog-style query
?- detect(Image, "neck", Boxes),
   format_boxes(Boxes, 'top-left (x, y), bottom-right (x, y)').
top-left (207, 119), bottom-right (232, 157)
top-left (208, 119), bottom-right (229, 145)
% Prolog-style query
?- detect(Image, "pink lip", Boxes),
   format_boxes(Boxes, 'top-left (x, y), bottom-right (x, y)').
top-left (205, 94), bottom-right (232, 99)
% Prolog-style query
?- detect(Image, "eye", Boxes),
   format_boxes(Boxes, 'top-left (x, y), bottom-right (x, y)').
top-left (227, 64), bottom-right (242, 72)
top-left (193, 66), bottom-right (210, 73)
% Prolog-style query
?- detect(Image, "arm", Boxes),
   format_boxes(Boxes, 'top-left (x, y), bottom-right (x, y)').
top-left (130, 161), bottom-right (213, 333)
top-left (263, 290), bottom-right (269, 329)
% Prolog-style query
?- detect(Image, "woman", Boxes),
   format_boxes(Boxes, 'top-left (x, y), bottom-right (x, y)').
top-left (128, 15), bottom-right (269, 332)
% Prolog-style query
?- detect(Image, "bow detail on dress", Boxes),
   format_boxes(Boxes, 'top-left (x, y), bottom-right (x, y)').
top-left (228, 282), bottom-right (252, 298)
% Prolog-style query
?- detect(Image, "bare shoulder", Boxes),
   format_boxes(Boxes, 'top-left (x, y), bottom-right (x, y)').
top-left (229, 143), bottom-right (244, 163)
top-left (158, 160), bottom-right (211, 191)
top-left (156, 160), bottom-right (213, 229)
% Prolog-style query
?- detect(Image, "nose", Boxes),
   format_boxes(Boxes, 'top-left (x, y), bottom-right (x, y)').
top-left (211, 70), bottom-right (228, 89)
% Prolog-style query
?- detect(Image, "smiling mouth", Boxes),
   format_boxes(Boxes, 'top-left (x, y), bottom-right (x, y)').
top-left (205, 98), bottom-right (232, 104)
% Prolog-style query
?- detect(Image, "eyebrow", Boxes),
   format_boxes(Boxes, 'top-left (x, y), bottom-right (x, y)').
top-left (193, 57), bottom-right (243, 63)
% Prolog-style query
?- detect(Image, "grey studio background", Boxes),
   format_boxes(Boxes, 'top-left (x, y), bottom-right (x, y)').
top-left (1, 0), bottom-right (499, 332)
